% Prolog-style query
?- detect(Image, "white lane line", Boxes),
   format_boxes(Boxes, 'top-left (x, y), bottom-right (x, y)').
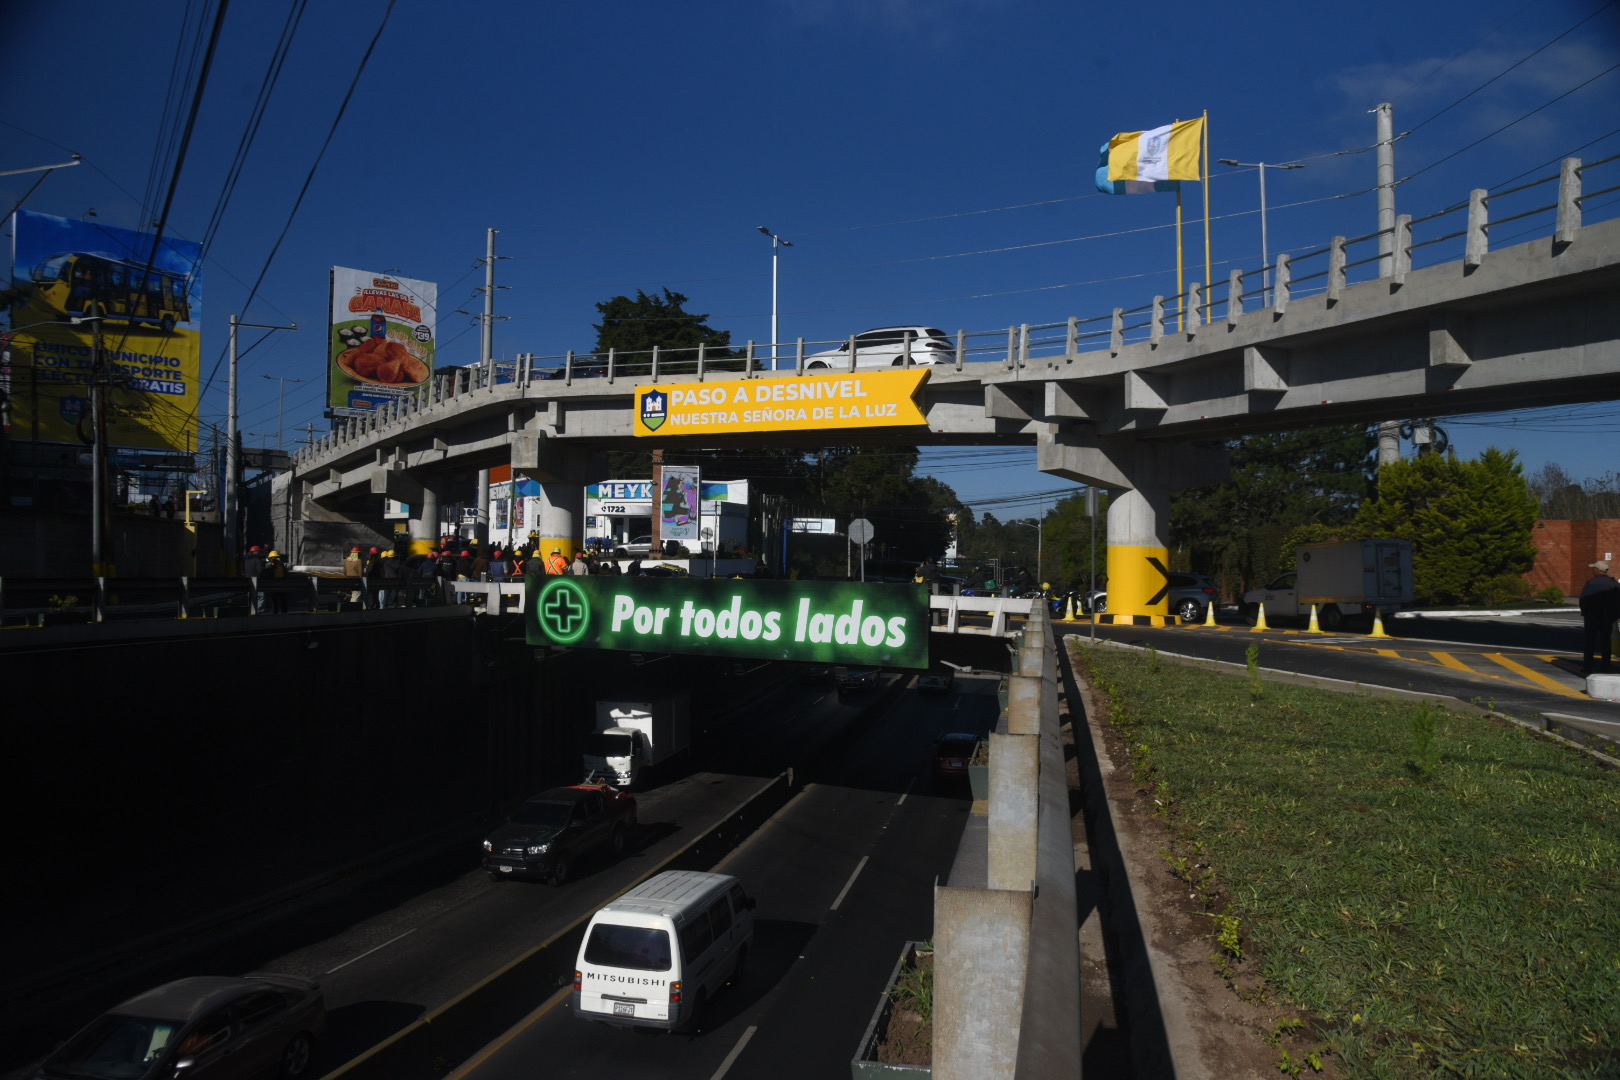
top-left (324, 928), bottom-right (417, 974)
top-left (897, 776), bottom-right (916, 806)
top-left (830, 855), bottom-right (869, 912)
top-left (710, 1024), bottom-right (758, 1080)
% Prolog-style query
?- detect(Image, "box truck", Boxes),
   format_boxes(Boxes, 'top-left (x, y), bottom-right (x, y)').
top-left (582, 694), bottom-right (692, 789)
top-left (1242, 539), bottom-right (1414, 631)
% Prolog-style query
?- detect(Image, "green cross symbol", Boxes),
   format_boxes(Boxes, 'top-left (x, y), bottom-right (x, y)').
top-left (538, 580), bottom-right (590, 644)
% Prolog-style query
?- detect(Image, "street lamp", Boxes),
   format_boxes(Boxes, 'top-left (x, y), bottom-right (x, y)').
top-left (1217, 159), bottom-right (1304, 307)
top-left (757, 226), bottom-right (792, 370)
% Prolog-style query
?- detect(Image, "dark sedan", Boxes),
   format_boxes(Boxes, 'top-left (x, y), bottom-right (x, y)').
top-left (483, 782), bottom-right (638, 885)
top-left (932, 733), bottom-right (980, 780)
top-left (33, 974), bottom-right (326, 1080)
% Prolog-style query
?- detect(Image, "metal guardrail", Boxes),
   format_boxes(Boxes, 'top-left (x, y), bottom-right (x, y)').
top-left (0, 574), bottom-right (462, 626)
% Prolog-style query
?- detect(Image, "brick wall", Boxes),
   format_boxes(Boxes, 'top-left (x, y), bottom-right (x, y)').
top-left (1525, 519), bottom-right (1620, 596)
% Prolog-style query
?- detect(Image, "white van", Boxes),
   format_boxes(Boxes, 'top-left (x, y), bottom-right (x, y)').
top-left (572, 869), bottom-right (755, 1032)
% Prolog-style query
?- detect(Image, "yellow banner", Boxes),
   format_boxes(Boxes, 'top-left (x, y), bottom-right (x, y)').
top-left (634, 369), bottom-right (928, 437)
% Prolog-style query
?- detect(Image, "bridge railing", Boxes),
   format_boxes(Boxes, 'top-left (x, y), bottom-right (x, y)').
top-left (295, 155), bottom-right (1616, 469)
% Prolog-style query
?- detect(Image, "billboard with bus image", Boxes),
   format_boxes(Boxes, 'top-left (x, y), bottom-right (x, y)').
top-left (7, 210), bottom-right (201, 452)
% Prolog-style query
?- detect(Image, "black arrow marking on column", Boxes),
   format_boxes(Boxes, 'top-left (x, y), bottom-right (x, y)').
top-left (1147, 556), bottom-right (1171, 604)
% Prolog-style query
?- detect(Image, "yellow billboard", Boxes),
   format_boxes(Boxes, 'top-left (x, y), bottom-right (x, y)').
top-left (634, 368), bottom-right (928, 437)
top-left (7, 211), bottom-right (200, 452)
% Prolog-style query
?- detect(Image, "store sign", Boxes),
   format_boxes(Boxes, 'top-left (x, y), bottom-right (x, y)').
top-left (633, 369), bottom-right (927, 437)
top-left (525, 577), bottom-right (929, 667)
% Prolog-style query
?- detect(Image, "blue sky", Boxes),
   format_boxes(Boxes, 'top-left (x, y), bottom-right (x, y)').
top-left (4, 0), bottom-right (1617, 517)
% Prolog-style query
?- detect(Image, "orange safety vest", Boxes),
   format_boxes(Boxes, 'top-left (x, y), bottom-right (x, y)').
top-left (548, 553), bottom-right (569, 575)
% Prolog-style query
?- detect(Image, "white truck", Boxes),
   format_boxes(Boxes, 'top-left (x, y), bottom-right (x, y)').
top-left (1242, 539), bottom-right (1414, 631)
top-left (582, 694), bottom-right (692, 789)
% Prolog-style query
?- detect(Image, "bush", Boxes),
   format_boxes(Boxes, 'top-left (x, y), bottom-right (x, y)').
top-left (1469, 572), bottom-right (1531, 607)
top-left (1536, 584), bottom-right (1567, 605)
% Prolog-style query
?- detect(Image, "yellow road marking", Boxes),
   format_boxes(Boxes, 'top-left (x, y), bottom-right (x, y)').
top-left (1484, 652), bottom-right (1587, 698)
top-left (1428, 651), bottom-right (1478, 676)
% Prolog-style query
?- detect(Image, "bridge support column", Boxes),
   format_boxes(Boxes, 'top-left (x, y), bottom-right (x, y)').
top-left (510, 435), bottom-right (606, 558)
top-left (407, 479), bottom-right (440, 554)
top-left (1037, 427), bottom-right (1227, 625)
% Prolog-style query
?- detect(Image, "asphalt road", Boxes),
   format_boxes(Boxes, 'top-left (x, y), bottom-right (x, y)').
top-left (4, 669), bottom-right (1000, 1080)
top-left (1055, 608), bottom-right (1620, 741)
top-left (451, 674), bottom-right (1000, 1080)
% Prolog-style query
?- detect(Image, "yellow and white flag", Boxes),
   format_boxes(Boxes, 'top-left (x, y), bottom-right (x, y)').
top-left (1108, 118), bottom-right (1204, 183)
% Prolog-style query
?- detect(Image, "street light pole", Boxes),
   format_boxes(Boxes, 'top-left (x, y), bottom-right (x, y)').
top-left (757, 227), bottom-right (792, 370)
top-left (1218, 159), bottom-right (1304, 307)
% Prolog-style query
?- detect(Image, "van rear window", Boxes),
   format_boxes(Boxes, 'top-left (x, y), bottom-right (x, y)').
top-left (584, 923), bottom-right (672, 971)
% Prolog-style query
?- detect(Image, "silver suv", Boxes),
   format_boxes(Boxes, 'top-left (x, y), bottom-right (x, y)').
top-left (804, 326), bottom-right (955, 370)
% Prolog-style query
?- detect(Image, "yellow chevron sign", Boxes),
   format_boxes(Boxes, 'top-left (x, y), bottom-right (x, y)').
top-left (635, 368), bottom-right (929, 436)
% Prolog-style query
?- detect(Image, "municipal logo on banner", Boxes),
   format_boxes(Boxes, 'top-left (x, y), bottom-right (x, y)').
top-left (639, 389), bottom-right (668, 432)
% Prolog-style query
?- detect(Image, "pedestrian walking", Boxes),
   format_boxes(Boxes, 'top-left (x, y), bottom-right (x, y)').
top-left (378, 548), bottom-right (403, 608)
top-left (1578, 559), bottom-right (1620, 675)
top-left (264, 550), bottom-right (290, 614)
top-left (343, 546), bottom-right (365, 605)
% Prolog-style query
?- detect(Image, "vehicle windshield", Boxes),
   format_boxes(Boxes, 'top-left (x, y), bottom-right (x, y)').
top-left (583, 732), bottom-right (635, 757)
top-left (511, 800), bottom-right (573, 828)
top-left (584, 923), bottom-right (673, 971)
top-left (45, 1015), bottom-right (177, 1079)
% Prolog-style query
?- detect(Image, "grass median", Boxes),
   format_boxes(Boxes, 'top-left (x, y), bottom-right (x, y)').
top-left (1073, 640), bottom-right (1620, 1079)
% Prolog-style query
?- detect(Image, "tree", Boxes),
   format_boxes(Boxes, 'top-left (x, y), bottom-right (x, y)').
top-left (1172, 425), bottom-right (1374, 595)
top-left (590, 289), bottom-right (740, 370)
top-left (1529, 462), bottom-right (1620, 519)
top-left (1355, 447), bottom-right (1538, 604)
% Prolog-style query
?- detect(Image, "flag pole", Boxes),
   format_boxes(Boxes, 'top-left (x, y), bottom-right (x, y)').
top-left (1202, 110), bottom-right (1212, 307)
top-left (1175, 184), bottom-right (1185, 332)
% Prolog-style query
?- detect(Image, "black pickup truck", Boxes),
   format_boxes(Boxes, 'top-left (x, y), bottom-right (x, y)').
top-left (483, 782), bottom-right (638, 885)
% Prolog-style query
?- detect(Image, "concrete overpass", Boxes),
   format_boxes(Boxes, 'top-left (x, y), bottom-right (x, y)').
top-left (293, 156), bottom-right (1620, 622)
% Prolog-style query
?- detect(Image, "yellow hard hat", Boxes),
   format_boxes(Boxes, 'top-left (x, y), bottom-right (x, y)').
top-left (267, 550), bottom-right (281, 558)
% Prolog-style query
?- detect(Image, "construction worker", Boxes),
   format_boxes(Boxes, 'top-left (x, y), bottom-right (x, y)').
top-left (547, 548), bottom-right (569, 575)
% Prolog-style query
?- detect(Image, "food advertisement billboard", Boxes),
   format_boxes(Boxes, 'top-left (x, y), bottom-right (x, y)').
top-left (328, 267), bottom-right (436, 417)
top-left (525, 577), bottom-right (930, 668)
top-left (7, 210), bottom-right (201, 451)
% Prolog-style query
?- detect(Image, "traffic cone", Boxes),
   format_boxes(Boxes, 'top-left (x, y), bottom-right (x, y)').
top-left (1253, 603), bottom-right (1269, 631)
top-left (1203, 599), bottom-right (1217, 627)
top-left (1305, 604), bottom-right (1323, 633)
top-left (1061, 593), bottom-right (1079, 623)
top-left (1369, 611), bottom-right (1391, 638)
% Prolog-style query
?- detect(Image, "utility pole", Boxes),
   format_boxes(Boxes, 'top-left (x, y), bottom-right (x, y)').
top-left (1373, 103), bottom-right (1402, 470)
top-left (226, 315), bottom-right (296, 572)
top-left (477, 227), bottom-right (510, 365)
top-left (261, 374), bottom-right (308, 450)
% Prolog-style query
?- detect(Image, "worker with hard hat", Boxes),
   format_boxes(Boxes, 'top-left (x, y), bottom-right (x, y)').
top-left (547, 548), bottom-right (569, 575)
top-left (264, 550), bottom-right (290, 614)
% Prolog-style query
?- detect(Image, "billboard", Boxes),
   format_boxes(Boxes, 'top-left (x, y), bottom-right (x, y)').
top-left (7, 210), bottom-right (201, 452)
top-left (525, 577), bottom-right (931, 668)
top-left (634, 369), bottom-right (927, 437)
top-left (328, 267), bottom-right (436, 417)
top-left (659, 465), bottom-right (700, 542)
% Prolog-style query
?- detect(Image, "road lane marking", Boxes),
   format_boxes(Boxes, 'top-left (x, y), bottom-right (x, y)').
top-left (1428, 650), bottom-right (1478, 676)
top-left (324, 928), bottom-right (416, 973)
top-left (831, 855), bottom-right (869, 911)
top-left (897, 776), bottom-right (916, 806)
top-left (1485, 652), bottom-right (1586, 698)
top-left (710, 1025), bottom-right (758, 1080)
top-left (446, 986), bottom-right (572, 1079)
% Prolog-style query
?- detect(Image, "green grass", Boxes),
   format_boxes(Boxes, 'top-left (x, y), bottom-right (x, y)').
top-left (1075, 642), bottom-right (1620, 1079)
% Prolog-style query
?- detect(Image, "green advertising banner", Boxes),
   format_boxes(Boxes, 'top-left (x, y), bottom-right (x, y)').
top-left (526, 577), bottom-right (930, 668)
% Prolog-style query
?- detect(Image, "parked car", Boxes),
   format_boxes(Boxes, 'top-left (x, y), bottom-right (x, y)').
top-left (483, 782), bottom-right (638, 885)
top-left (917, 668), bottom-right (955, 694)
top-left (32, 974), bottom-right (326, 1080)
top-left (613, 535), bottom-right (654, 557)
top-left (932, 732), bottom-right (979, 780)
top-left (804, 326), bottom-right (955, 370)
top-left (1085, 573), bottom-right (1218, 623)
top-left (837, 667), bottom-right (879, 693)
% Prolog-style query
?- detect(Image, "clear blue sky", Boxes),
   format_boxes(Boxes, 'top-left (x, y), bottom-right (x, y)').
top-left (5, 0), bottom-right (1617, 518)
